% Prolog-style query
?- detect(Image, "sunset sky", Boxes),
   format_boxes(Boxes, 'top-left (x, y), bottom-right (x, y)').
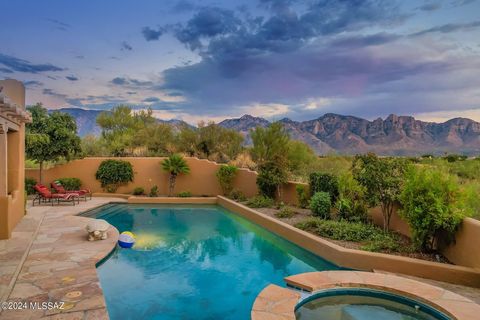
top-left (1, 0), bottom-right (480, 123)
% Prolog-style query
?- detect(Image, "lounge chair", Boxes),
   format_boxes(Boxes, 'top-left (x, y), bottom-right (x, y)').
top-left (32, 184), bottom-right (79, 206)
top-left (50, 181), bottom-right (92, 201)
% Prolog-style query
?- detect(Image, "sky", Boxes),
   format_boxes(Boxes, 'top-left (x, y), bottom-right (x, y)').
top-left (1, 0), bottom-right (480, 124)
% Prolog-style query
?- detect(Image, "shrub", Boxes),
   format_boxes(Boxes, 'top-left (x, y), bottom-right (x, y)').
top-left (295, 185), bottom-right (309, 209)
top-left (95, 159), bottom-right (134, 192)
top-left (310, 192), bottom-right (331, 219)
top-left (309, 172), bottom-right (339, 202)
top-left (229, 189), bottom-right (247, 202)
top-left (256, 164), bottom-right (287, 199)
top-left (352, 153), bottom-right (408, 231)
top-left (246, 195), bottom-right (275, 208)
top-left (443, 154), bottom-right (467, 162)
top-left (295, 218), bottom-right (402, 253)
top-left (336, 172), bottom-right (368, 222)
top-left (178, 191), bottom-right (192, 197)
top-left (275, 206), bottom-right (295, 218)
top-left (216, 165), bottom-right (238, 195)
top-left (149, 185), bottom-right (159, 197)
top-left (25, 177), bottom-right (37, 195)
top-left (400, 167), bottom-right (466, 252)
top-left (132, 187), bottom-right (145, 195)
top-left (56, 178), bottom-right (82, 191)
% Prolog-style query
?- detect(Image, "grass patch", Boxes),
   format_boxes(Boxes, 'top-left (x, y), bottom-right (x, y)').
top-left (275, 206), bottom-right (296, 218)
top-left (245, 195), bottom-right (275, 208)
top-left (295, 218), bottom-right (409, 253)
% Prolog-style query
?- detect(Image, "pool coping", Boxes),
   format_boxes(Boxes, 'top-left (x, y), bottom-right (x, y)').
top-left (251, 271), bottom-right (480, 320)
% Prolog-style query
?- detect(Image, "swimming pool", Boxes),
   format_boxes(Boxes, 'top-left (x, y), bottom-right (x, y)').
top-left (84, 203), bottom-right (340, 320)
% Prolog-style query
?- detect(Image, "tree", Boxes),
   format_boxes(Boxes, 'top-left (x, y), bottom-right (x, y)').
top-left (96, 106), bottom-right (155, 156)
top-left (26, 104), bottom-right (81, 183)
top-left (400, 167), bottom-right (466, 252)
top-left (286, 140), bottom-right (317, 179)
top-left (250, 122), bottom-right (290, 199)
top-left (352, 153), bottom-right (408, 231)
top-left (216, 165), bottom-right (238, 195)
top-left (161, 154), bottom-right (190, 196)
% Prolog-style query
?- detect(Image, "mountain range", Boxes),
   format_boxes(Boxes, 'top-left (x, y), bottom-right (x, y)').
top-left (53, 108), bottom-right (480, 156)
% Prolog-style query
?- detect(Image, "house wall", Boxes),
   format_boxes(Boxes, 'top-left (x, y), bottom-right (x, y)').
top-left (0, 79), bottom-right (27, 239)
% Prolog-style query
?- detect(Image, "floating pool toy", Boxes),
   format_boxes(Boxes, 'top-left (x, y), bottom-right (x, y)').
top-left (118, 231), bottom-right (136, 248)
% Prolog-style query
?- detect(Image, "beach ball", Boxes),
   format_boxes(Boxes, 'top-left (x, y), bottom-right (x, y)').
top-left (118, 231), bottom-right (136, 248)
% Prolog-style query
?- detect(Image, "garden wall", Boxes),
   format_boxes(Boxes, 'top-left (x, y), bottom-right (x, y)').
top-left (25, 157), bottom-right (260, 197)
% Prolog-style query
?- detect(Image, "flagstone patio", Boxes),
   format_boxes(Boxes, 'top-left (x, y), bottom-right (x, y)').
top-left (0, 197), bottom-right (124, 320)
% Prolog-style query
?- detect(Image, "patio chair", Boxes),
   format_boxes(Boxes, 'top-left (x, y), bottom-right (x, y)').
top-left (32, 184), bottom-right (80, 206)
top-left (51, 181), bottom-right (92, 201)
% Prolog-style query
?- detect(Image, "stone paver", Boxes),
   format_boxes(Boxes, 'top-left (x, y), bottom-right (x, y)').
top-left (270, 271), bottom-right (480, 320)
top-left (251, 284), bottom-right (300, 320)
top-left (0, 198), bottom-right (124, 320)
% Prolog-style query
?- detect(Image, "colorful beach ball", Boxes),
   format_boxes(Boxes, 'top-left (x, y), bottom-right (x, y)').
top-left (118, 231), bottom-right (136, 248)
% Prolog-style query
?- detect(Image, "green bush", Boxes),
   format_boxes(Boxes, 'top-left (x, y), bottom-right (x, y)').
top-left (400, 166), bottom-right (466, 252)
top-left (310, 192), bottom-right (331, 219)
top-left (216, 165), bottom-right (238, 195)
top-left (246, 195), bottom-right (275, 208)
top-left (443, 154), bottom-right (467, 162)
top-left (295, 185), bottom-right (309, 209)
top-left (149, 185), bottom-right (159, 197)
top-left (309, 172), bottom-right (339, 202)
top-left (275, 206), bottom-right (295, 218)
top-left (95, 160), bottom-right (134, 192)
top-left (229, 189), bottom-right (247, 202)
top-left (295, 218), bottom-right (402, 253)
top-left (56, 178), bottom-right (82, 191)
top-left (132, 187), bottom-right (145, 195)
top-left (178, 191), bottom-right (192, 197)
top-left (336, 172), bottom-right (368, 222)
top-left (25, 177), bottom-right (37, 195)
top-left (257, 164), bottom-right (287, 199)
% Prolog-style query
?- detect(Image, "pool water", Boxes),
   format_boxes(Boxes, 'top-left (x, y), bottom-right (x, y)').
top-left (88, 204), bottom-right (340, 320)
top-left (295, 288), bottom-right (451, 320)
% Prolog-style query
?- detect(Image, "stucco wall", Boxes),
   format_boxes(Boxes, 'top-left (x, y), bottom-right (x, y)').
top-left (25, 157), bottom-right (260, 197)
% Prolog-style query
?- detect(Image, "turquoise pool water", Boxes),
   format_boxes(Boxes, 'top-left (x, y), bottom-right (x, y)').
top-left (87, 204), bottom-right (340, 320)
top-left (295, 288), bottom-right (451, 320)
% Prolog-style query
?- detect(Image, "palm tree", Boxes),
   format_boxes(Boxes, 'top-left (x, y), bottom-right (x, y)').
top-left (161, 154), bottom-right (190, 196)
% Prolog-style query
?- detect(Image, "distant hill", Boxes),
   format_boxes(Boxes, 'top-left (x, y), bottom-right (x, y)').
top-left (54, 108), bottom-right (480, 155)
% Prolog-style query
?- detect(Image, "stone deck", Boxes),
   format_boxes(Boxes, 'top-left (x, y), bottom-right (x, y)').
top-left (253, 271), bottom-right (480, 320)
top-left (0, 198), bottom-right (124, 320)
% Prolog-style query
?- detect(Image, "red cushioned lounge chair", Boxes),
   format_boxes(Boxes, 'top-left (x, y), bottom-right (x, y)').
top-left (51, 181), bottom-right (92, 201)
top-left (32, 184), bottom-right (79, 206)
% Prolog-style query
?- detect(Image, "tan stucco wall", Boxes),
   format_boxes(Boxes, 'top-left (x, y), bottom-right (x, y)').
top-left (443, 218), bottom-right (480, 269)
top-left (25, 157), bottom-right (260, 197)
top-left (0, 79), bottom-right (26, 239)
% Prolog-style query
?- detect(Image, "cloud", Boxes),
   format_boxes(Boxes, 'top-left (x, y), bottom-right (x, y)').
top-left (142, 27), bottom-right (164, 41)
top-left (173, 7), bottom-right (242, 50)
top-left (451, 0), bottom-right (476, 7)
top-left (417, 3), bottom-right (442, 11)
top-left (24, 80), bottom-right (43, 87)
top-left (171, 0), bottom-right (196, 13)
top-left (42, 88), bottom-right (68, 100)
top-left (66, 75), bottom-right (79, 81)
top-left (46, 18), bottom-right (71, 31)
top-left (0, 53), bottom-right (64, 73)
top-left (111, 77), bottom-right (153, 87)
top-left (411, 20), bottom-right (480, 36)
top-left (143, 97), bottom-right (161, 103)
top-left (0, 67), bottom-right (13, 74)
top-left (121, 41), bottom-right (133, 51)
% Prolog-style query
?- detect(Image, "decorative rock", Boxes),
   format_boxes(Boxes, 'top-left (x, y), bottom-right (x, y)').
top-left (85, 219), bottom-right (110, 241)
